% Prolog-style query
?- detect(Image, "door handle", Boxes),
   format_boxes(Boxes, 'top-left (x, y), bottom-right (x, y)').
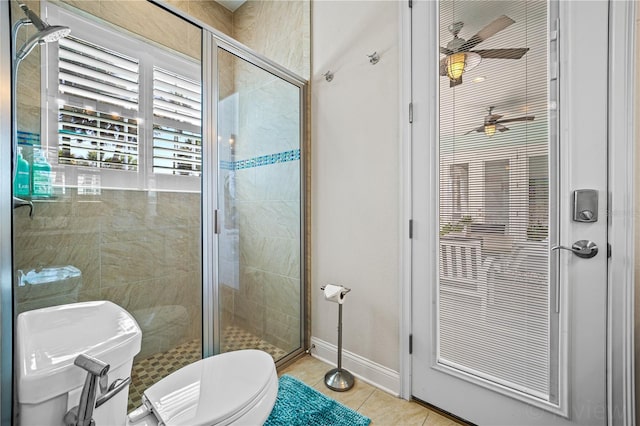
top-left (551, 240), bottom-right (598, 259)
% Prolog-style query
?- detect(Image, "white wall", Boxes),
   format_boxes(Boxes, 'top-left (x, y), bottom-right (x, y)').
top-left (311, 1), bottom-right (401, 373)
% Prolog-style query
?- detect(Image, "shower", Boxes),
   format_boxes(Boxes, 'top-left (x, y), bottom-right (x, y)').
top-left (12, 2), bottom-right (70, 214)
top-left (15, 3), bottom-right (70, 61)
top-left (6, 0), bottom-right (306, 413)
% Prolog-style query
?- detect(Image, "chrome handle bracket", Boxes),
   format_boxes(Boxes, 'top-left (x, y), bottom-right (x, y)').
top-left (95, 377), bottom-right (132, 408)
top-left (551, 240), bottom-right (598, 259)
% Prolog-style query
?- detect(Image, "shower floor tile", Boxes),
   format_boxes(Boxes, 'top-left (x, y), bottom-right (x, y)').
top-left (128, 339), bottom-right (201, 411)
top-left (127, 326), bottom-right (288, 411)
top-left (222, 325), bottom-right (288, 359)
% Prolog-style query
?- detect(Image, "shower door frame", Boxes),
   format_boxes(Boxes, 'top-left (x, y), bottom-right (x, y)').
top-left (1, 2), bottom-right (14, 424)
top-left (0, 0), bottom-right (308, 421)
top-left (199, 25), bottom-right (308, 364)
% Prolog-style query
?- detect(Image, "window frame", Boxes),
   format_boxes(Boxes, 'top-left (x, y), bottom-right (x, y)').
top-left (42, 1), bottom-right (201, 193)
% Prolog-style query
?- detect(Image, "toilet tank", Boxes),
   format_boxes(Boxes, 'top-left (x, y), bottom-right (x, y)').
top-left (16, 301), bottom-right (142, 426)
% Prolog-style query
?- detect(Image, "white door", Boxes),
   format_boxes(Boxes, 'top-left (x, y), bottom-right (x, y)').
top-left (410, 0), bottom-right (608, 425)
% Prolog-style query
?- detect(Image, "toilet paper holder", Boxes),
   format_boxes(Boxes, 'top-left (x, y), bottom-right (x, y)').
top-left (320, 285), bottom-right (354, 392)
top-left (320, 285), bottom-right (351, 296)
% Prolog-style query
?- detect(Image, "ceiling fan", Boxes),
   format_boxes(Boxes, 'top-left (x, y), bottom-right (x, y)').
top-left (440, 15), bottom-right (530, 87)
top-left (465, 106), bottom-right (535, 137)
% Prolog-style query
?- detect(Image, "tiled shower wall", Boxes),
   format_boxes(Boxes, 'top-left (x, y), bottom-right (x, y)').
top-left (13, 190), bottom-right (202, 360)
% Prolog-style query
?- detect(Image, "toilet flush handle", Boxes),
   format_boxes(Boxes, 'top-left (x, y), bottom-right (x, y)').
top-left (95, 377), bottom-right (132, 408)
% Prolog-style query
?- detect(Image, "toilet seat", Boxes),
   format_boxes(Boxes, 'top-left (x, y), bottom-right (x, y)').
top-left (139, 349), bottom-right (278, 426)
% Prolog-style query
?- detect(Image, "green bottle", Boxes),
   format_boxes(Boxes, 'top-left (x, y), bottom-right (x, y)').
top-left (14, 147), bottom-right (30, 197)
top-left (32, 149), bottom-right (52, 197)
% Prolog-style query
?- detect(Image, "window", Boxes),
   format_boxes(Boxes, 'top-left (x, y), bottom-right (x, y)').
top-left (483, 159), bottom-right (510, 226)
top-left (58, 36), bottom-right (140, 171)
top-left (45, 3), bottom-right (201, 191)
top-left (449, 163), bottom-right (469, 221)
top-left (152, 67), bottom-right (202, 177)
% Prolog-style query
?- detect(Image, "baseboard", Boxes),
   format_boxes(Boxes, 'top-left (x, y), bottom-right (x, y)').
top-left (309, 336), bottom-right (401, 397)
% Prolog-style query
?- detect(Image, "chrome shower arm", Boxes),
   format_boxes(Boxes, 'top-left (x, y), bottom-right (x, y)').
top-left (19, 3), bottom-right (46, 31)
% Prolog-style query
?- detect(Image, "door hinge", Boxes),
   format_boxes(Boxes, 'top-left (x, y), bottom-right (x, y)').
top-left (607, 243), bottom-right (611, 258)
top-left (409, 219), bottom-right (413, 239)
top-left (409, 102), bottom-right (413, 123)
top-left (408, 0), bottom-right (412, 8)
top-left (409, 334), bottom-right (413, 354)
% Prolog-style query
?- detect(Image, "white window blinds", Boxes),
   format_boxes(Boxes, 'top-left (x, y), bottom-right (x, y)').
top-left (57, 37), bottom-right (139, 170)
top-left (54, 30), bottom-right (201, 181)
top-left (152, 67), bottom-right (202, 176)
top-left (437, 0), bottom-right (554, 401)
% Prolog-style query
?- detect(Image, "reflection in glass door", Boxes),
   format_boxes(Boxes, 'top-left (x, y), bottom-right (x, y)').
top-left (217, 47), bottom-right (303, 361)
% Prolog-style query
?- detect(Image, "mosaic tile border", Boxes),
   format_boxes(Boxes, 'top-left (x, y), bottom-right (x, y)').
top-left (221, 149), bottom-right (301, 171)
top-left (17, 131), bottom-right (299, 172)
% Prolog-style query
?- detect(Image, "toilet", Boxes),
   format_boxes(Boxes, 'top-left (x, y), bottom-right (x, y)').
top-left (15, 301), bottom-right (279, 426)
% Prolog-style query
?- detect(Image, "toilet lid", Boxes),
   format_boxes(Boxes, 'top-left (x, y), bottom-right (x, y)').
top-left (144, 349), bottom-right (276, 426)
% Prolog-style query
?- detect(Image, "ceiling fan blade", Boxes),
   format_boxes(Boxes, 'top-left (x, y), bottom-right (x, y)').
top-left (487, 114), bottom-right (503, 121)
top-left (474, 48), bottom-right (530, 59)
top-left (440, 46), bottom-right (453, 56)
top-left (460, 15), bottom-right (515, 51)
top-left (465, 126), bottom-right (485, 135)
top-left (497, 115), bottom-right (535, 124)
top-left (497, 124), bottom-right (510, 132)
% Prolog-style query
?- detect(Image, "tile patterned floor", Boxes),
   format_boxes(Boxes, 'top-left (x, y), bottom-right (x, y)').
top-left (127, 326), bottom-right (288, 410)
top-left (222, 325), bottom-right (288, 359)
top-left (128, 339), bottom-right (201, 411)
top-left (279, 355), bottom-right (468, 426)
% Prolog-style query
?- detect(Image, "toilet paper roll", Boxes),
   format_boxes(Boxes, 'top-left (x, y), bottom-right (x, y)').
top-left (324, 284), bottom-right (345, 304)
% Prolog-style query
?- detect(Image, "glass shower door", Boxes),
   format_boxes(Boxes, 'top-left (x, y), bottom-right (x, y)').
top-left (10, 1), bottom-right (203, 410)
top-left (216, 47), bottom-right (303, 361)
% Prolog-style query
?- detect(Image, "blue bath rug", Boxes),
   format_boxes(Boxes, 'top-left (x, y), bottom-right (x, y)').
top-left (264, 375), bottom-right (371, 426)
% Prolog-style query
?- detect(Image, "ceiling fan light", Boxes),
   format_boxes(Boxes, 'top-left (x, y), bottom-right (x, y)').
top-left (446, 52), bottom-right (482, 81)
top-left (446, 53), bottom-right (466, 80)
top-left (484, 124), bottom-right (497, 137)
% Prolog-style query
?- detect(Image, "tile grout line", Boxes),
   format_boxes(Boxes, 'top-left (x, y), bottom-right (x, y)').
top-left (356, 388), bottom-right (376, 412)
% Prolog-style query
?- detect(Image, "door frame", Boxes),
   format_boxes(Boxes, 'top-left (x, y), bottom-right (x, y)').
top-left (398, 0), bottom-right (636, 423)
top-left (0, 1), bottom-right (13, 424)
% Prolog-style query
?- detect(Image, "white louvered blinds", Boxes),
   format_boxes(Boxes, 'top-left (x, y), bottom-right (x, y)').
top-left (55, 33), bottom-right (201, 181)
top-left (57, 37), bottom-right (139, 170)
top-left (437, 0), bottom-right (554, 402)
top-left (153, 68), bottom-right (202, 176)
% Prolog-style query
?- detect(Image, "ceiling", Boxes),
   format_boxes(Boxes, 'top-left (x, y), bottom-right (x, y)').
top-left (215, 0), bottom-right (247, 12)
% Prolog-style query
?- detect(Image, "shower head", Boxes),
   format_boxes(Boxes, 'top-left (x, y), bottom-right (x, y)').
top-left (15, 3), bottom-right (70, 62)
